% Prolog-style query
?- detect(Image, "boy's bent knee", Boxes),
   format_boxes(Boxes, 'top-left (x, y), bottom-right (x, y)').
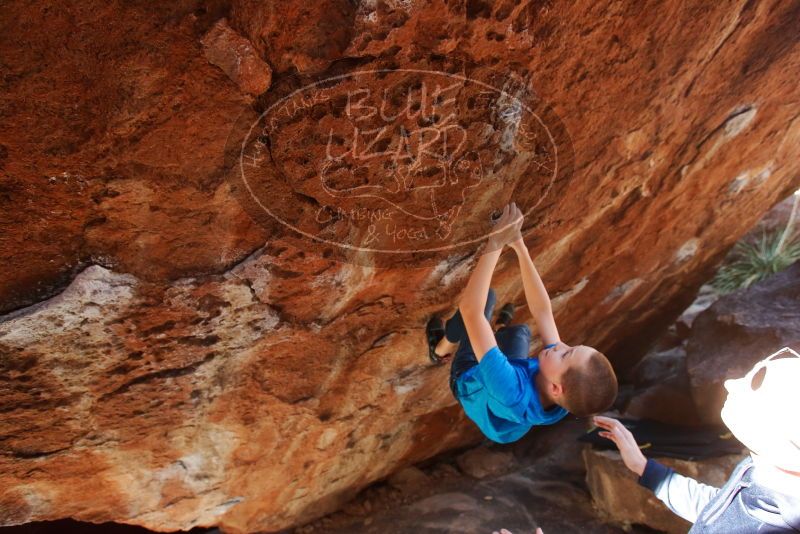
top-left (505, 323), bottom-right (530, 337)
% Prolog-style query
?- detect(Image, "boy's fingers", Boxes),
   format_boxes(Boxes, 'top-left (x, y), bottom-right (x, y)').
top-left (497, 205), bottom-right (510, 225)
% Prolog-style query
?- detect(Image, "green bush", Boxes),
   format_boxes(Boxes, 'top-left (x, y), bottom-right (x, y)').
top-left (712, 231), bottom-right (800, 294)
top-left (712, 193), bottom-right (800, 295)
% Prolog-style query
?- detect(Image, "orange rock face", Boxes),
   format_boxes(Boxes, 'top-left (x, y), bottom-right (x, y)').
top-left (1, 0), bottom-right (799, 532)
top-left (202, 18), bottom-right (273, 96)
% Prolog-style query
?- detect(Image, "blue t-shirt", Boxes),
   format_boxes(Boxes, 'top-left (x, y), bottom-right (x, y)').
top-left (454, 345), bottom-right (568, 443)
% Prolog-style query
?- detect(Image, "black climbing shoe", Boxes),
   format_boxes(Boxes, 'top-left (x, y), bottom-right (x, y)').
top-left (426, 316), bottom-right (447, 364)
top-left (496, 302), bottom-right (515, 328)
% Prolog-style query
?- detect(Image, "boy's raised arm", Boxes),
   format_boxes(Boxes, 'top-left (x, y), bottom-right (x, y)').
top-left (459, 249), bottom-right (502, 362)
top-left (509, 238), bottom-right (561, 346)
top-left (458, 203), bottom-right (522, 362)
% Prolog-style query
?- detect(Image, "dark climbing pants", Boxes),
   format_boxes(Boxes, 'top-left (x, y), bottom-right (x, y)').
top-left (447, 287), bottom-right (532, 399)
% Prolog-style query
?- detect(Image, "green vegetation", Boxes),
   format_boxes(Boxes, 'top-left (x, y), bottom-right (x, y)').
top-left (712, 192), bottom-right (800, 295)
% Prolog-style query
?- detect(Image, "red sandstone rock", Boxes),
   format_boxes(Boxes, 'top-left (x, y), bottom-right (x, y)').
top-left (230, 0), bottom-right (357, 74)
top-left (584, 447), bottom-right (744, 533)
top-left (1, 0), bottom-right (800, 532)
top-left (202, 18), bottom-right (272, 96)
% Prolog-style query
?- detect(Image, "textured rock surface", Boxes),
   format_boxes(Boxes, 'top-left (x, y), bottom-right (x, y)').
top-left (687, 262), bottom-right (800, 424)
top-left (624, 376), bottom-right (703, 426)
top-left (201, 18), bottom-right (272, 97)
top-left (1, 0), bottom-right (800, 532)
top-left (584, 448), bottom-right (745, 534)
top-left (455, 445), bottom-right (516, 479)
top-left (318, 420), bottom-right (635, 534)
top-left (623, 320), bottom-right (702, 425)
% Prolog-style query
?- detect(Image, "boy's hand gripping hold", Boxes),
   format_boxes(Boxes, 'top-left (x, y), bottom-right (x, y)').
top-left (485, 202), bottom-right (524, 254)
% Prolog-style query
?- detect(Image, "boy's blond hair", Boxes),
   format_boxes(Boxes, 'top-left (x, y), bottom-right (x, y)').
top-left (560, 349), bottom-right (617, 417)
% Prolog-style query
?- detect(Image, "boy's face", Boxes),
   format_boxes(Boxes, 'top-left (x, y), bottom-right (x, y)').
top-left (538, 341), bottom-right (593, 384)
top-left (720, 347), bottom-right (800, 472)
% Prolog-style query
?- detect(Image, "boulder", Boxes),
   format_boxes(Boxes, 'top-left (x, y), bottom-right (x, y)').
top-left (319, 420), bottom-right (630, 534)
top-left (387, 466), bottom-right (431, 494)
top-left (624, 379), bottom-right (703, 426)
top-left (584, 447), bottom-right (745, 534)
top-left (740, 194), bottom-right (797, 241)
top-left (624, 343), bottom-right (703, 426)
top-left (686, 263), bottom-right (800, 424)
top-left (676, 284), bottom-right (720, 330)
top-left (629, 345), bottom-right (687, 388)
top-left (2, 0), bottom-right (800, 531)
top-left (456, 446), bottom-right (517, 479)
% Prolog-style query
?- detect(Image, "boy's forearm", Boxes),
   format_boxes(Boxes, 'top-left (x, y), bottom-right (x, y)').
top-left (459, 245), bottom-right (502, 314)
top-left (512, 238), bottom-right (560, 344)
top-left (511, 239), bottom-right (553, 317)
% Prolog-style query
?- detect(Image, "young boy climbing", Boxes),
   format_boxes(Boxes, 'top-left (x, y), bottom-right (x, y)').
top-left (426, 202), bottom-right (618, 443)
